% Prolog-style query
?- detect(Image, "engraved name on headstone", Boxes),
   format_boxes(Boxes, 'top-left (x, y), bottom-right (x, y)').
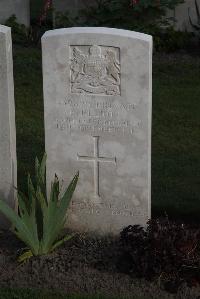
top-left (42, 27), bottom-right (152, 234)
top-left (0, 25), bottom-right (17, 227)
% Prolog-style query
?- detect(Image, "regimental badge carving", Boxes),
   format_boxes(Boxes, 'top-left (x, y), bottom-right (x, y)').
top-left (70, 45), bottom-right (121, 96)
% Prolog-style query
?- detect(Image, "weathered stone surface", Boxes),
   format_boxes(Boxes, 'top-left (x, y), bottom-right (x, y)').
top-left (167, 0), bottom-right (197, 32)
top-left (0, 25), bottom-right (17, 227)
top-left (0, 0), bottom-right (30, 27)
top-left (42, 27), bottom-right (152, 235)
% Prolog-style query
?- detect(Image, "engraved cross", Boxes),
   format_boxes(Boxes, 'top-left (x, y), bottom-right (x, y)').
top-left (77, 136), bottom-right (116, 198)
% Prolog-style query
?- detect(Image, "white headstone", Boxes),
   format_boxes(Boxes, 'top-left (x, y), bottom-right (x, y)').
top-left (0, 0), bottom-right (30, 27)
top-left (42, 27), bottom-right (152, 235)
top-left (0, 25), bottom-right (17, 227)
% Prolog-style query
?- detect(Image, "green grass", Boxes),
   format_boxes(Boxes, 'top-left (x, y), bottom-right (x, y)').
top-left (13, 45), bottom-right (44, 191)
top-left (152, 56), bottom-right (200, 221)
top-left (0, 288), bottom-right (147, 299)
top-left (13, 45), bottom-right (200, 222)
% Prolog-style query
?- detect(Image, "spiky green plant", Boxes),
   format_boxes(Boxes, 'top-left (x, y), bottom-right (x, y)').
top-left (0, 153), bottom-right (79, 262)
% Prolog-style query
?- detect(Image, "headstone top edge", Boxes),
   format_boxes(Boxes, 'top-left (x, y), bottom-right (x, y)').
top-left (42, 27), bottom-right (152, 43)
top-left (0, 24), bottom-right (11, 34)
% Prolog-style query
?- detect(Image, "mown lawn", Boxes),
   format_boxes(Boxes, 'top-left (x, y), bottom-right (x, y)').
top-left (13, 45), bottom-right (200, 222)
top-left (13, 45), bottom-right (44, 191)
top-left (152, 55), bottom-right (200, 221)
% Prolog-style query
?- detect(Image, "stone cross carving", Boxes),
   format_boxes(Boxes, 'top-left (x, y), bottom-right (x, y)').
top-left (77, 136), bottom-right (116, 198)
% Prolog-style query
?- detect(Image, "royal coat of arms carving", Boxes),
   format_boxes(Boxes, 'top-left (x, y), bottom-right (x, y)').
top-left (70, 45), bottom-right (120, 95)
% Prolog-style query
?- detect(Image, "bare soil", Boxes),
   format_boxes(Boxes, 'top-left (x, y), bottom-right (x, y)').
top-left (0, 229), bottom-right (200, 299)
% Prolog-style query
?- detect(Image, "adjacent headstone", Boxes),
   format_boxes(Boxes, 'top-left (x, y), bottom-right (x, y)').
top-left (0, 25), bottom-right (17, 227)
top-left (167, 0), bottom-right (197, 32)
top-left (42, 27), bottom-right (152, 235)
top-left (0, 0), bottom-right (30, 27)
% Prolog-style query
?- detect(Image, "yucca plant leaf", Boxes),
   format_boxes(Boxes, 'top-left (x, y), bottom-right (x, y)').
top-left (35, 153), bottom-right (47, 196)
top-left (35, 157), bottom-right (40, 179)
top-left (39, 153), bottom-right (47, 181)
top-left (40, 176), bottom-right (60, 237)
top-left (18, 192), bottom-right (29, 217)
top-left (36, 186), bottom-right (47, 212)
top-left (37, 174), bottom-right (61, 254)
top-left (27, 174), bottom-right (36, 212)
top-left (50, 175), bottom-right (60, 203)
top-left (0, 199), bottom-right (39, 255)
top-left (18, 193), bottom-right (39, 247)
top-left (18, 249), bottom-right (33, 263)
top-left (35, 153), bottom-right (47, 210)
top-left (17, 193), bottom-right (39, 254)
top-left (41, 172), bottom-right (79, 253)
top-left (58, 172), bottom-right (79, 215)
top-left (50, 234), bottom-right (75, 252)
top-left (0, 153), bottom-right (79, 259)
top-left (19, 176), bottom-right (40, 254)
